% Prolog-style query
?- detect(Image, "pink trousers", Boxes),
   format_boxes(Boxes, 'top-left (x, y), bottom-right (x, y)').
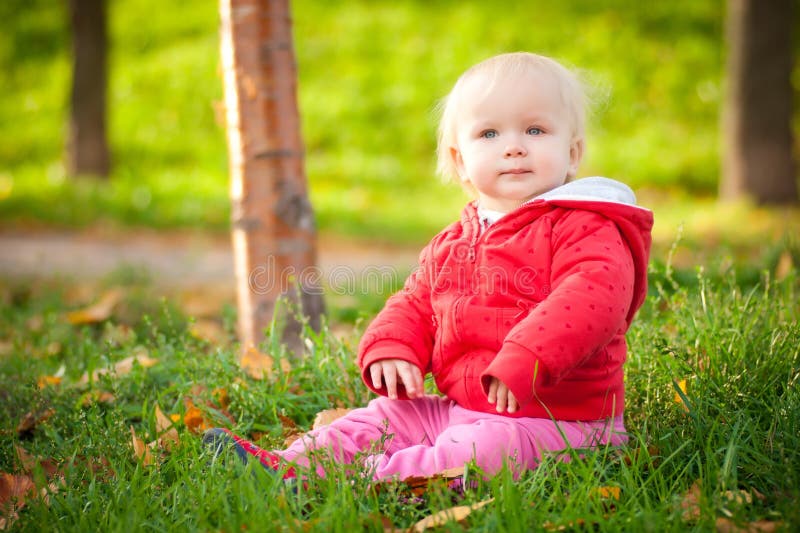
top-left (275, 395), bottom-right (627, 480)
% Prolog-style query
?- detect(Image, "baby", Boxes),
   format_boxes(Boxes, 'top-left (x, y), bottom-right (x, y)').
top-left (206, 52), bottom-right (653, 482)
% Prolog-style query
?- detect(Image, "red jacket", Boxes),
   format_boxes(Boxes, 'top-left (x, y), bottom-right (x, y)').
top-left (358, 178), bottom-right (653, 421)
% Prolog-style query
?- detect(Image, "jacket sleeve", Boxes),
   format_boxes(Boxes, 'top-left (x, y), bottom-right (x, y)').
top-left (357, 243), bottom-right (436, 398)
top-left (480, 211), bottom-right (636, 408)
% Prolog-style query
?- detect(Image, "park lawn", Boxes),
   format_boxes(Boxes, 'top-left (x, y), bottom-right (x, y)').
top-left (0, 256), bottom-right (798, 531)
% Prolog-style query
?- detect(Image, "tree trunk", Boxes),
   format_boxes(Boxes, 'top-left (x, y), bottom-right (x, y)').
top-left (67, 0), bottom-right (110, 178)
top-left (721, 0), bottom-right (797, 204)
top-left (219, 0), bottom-right (324, 354)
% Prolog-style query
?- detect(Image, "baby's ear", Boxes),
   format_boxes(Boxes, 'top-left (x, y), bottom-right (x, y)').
top-left (567, 137), bottom-right (585, 178)
top-left (450, 146), bottom-right (468, 182)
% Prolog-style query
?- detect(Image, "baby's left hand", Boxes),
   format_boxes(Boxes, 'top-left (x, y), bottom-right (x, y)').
top-left (487, 377), bottom-right (518, 414)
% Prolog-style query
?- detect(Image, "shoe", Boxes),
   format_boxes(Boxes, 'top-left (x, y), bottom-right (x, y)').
top-left (202, 428), bottom-right (297, 480)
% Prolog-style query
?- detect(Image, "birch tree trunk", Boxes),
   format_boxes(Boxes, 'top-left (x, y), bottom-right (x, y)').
top-left (67, 0), bottom-right (110, 178)
top-left (219, 0), bottom-right (324, 354)
top-left (720, 0), bottom-right (797, 204)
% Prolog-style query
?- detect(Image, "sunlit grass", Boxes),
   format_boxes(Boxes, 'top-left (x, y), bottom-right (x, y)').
top-left (1, 262), bottom-right (798, 530)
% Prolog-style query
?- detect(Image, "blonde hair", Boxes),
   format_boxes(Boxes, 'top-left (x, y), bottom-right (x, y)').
top-left (436, 52), bottom-right (588, 183)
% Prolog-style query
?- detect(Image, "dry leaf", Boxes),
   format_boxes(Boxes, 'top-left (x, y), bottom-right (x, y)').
top-left (239, 345), bottom-right (290, 380)
top-left (130, 426), bottom-right (154, 466)
top-left (79, 390), bottom-right (116, 406)
top-left (14, 446), bottom-right (59, 479)
top-left (774, 250), bottom-right (794, 282)
top-left (66, 288), bottom-right (123, 325)
top-left (409, 498), bottom-right (493, 531)
top-left (716, 517), bottom-right (783, 533)
top-left (78, 350), bottom-right (158, 385)
top-left (183, 401), bottom-right (213, 434)
top-left (37, 375), bottom-right (62, 388)
top-left (590, 486), bottom-right (621, 500)
top-left (0, 473), bottom-right (37, 530)
top-left (154, 405), bottom-right (180, 450)
top-left (674, 378), bottom-right (690, 411)
top-left (17, 408), bottom-right (55, 437)
top-left (212, 388), bottom-right (230, 409)
top-left (680, 480), bottom-right (703, 522)
top-left (396, 467), bottom-right (466, 497)
top-left (312, 408), bottom-right (352, 430)
top-left (189, 319), bottom-right (228, 345)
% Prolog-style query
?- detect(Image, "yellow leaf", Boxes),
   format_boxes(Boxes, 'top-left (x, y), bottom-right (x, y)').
top-left (239, 345), bottom-right (290, 380)
top-left (130, 427), bottom-right (154, 466)
top-left (590, 486), bottom-right (621, 500)
top-left (154, 405), bottom-right (180, 450)
top-left (410, 498), bottom-right (493, 532)
top-left (673, 379), bottom-right (689, 411)
top-left (312, 408), bottom-right (352, 429)
top-left (37, 375), bottom-right (62, 389)
top-left (183, 402), bottom-right (212, 434)
top-left (66, 288), bottom-right (123, 325)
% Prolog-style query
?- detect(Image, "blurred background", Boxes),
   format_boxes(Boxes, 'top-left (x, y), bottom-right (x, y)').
top-left (1, 0), bottom-right (798, 272)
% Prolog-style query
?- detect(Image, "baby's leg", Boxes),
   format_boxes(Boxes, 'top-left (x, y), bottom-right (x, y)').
top-left (370, 406), bottom-right (627, 480)
top-left (274, 395), bottom-right (453, 474)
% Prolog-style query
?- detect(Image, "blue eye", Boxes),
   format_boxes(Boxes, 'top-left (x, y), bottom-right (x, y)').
top-left (481, 130), bottom-right (498, 139)
top-left (527, 127), bottom-right (543, 135)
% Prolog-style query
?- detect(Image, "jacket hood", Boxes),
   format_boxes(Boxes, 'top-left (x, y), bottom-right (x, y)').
top-left (520, 176), bottom-right (654, 327)
top-left (532, 176), bottom-right (641, 206)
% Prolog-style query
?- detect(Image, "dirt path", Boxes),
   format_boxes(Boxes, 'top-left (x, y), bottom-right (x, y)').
top-left (0, 229), bottom-right (420, 290)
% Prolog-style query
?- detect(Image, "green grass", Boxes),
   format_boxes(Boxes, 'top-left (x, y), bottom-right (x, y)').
top-left (7, 0), bottom-right (798, 245)
top-left (1, 260), bottom-right (798, 531)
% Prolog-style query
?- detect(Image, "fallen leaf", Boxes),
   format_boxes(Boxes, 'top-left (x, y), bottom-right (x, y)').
top-left (212, 388), bottom-right (230, 409)
top-left (0, 473), bottom-right (37, 530)
top-left (189, 319), bottom-right (228, 345)
top-left (78, 350), bottom-right (158, 385)
top-left (37, 375), bottom-right (62, 388)
top-left (17, 408), bottom-right (55, 437)
top-left (14, 446), bottom-right (59, 479)
top-left (409, 498), bottom-right (493, 531)
top-left (590, 486), bottom-right (621, 500)
top-left (774, 250), bottom-right (794, 282)
top-left (680, 480), bottom-right (703, 522)
top-left (674, 378), bottom-right (690, 411)
top-left (66, 288), bottom-right (123, 325)
top-left (716, 517), bottom-right (782, 533)
top-left (183, 401), bottom-right (213, 434)
top-left (239, 345), bottom-right (290, 380)
top-left (312, 408), bottom-right (352, 429)
top-left (79, 390), bottom-right (116, 406)
top-left (398, 467), bottom-right (466, 497)
top-left (154, 405), bottom-right (180, 450)
top-left (130, 426), bottom-right (154, 466)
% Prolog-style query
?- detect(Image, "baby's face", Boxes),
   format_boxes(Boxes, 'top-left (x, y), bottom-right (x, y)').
top-left (451, 70), bottom-right (582, 212)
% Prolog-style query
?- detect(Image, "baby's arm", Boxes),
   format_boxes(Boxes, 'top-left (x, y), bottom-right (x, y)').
top-left (368, 359), bottom-right (424, 400)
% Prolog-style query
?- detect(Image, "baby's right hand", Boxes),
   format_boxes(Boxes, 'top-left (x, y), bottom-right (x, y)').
top-left (368, 359), bottom-right (423, 400)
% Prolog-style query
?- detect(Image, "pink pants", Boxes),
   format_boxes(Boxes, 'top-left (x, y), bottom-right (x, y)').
top-left (275, 395), bottom-right (627, 480)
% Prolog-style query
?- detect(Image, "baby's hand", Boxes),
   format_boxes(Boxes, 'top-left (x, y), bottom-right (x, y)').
top-left (487, 377), bottom-right (518, 414)
top-left (369, 359), bottom-right (424, 400)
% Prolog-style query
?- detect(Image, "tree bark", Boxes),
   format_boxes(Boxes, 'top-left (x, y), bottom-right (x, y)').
top-left (721, 0), bottom-right (797, 204)
top-left (67, 0), bottom-right (110, 178)
top-left (219, 0), bottom-right (324, 354)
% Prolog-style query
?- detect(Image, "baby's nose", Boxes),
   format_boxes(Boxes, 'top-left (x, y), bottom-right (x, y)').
top-left (504, 143), bottom-right (527, 157)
